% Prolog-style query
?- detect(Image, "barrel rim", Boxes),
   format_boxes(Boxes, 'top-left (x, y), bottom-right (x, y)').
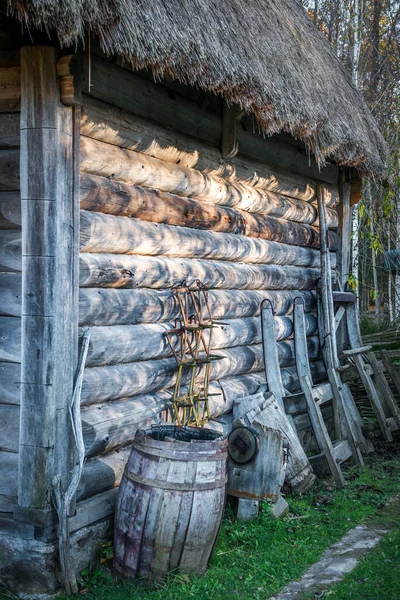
top-left (134, 425), bottom-right (228, 456)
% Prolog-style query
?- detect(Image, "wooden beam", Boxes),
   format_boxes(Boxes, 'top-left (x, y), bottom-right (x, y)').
top-left (80, 137), bottom-right (339, 222)
top-left (81, 338), bottom-right (319, 405)
top-left (337, 179), bottom-right (351, 289)
top-left (80, 209), bottom-right (336, 267)
top-left (80, 175), bottom-right (339, 248)
top-left (78, 288), bottom-right (316, 327)
top-left (18, 46), bottom-right (79, 509)
top-left (79, 253), bottom-right (326, 290)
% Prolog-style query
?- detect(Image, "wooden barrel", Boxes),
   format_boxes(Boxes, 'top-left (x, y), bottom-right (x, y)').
top-left (114, 424), bottom-right (228, 581)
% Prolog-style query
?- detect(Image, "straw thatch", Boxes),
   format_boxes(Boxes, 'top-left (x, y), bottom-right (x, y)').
top-left (8, 0), bottom-right (387, 176)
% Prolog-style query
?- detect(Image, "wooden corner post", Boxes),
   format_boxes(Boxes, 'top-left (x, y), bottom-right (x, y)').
top-left (18, 46), bottom-right (79, 508)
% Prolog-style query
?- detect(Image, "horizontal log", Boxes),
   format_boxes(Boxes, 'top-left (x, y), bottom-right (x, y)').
top-left (0, 148), bottom-right (19, 190)
top-left (0, 113), bottom-right (20, 147)
top-left (80, 210), bottom-right (337, 267)
top-left (83, 59), bottom-right (339, 195)
top-left (81, 175), bottom-right (339, 248)
top-left (0, 191), bottom-right (21, 229)
top-left (0, 404), bottom-right (19, 452)
top-left (79, 288), bottom-right (316, 327)
top-left (81, 96), bottom-right (339, 188)
top-left (77, 448), bottom-right (131, 501)
top-left (80, 136), bottom-right (338, 222)
top-left (82, 392), bottom-right (173, 457)
top-left (0, 272), bottom-right (21, 316)
top-left (0, 316), bottom-right (20, 363)
top-left (83, 314), bottom-right (317, 367)
top-left (0, 230), bottom-right (21, 271)
top-left (0, 280), bottom-right (317, 327)
top-left (0, 361), bottom-right (20, 404)
top-left (81, 337), bottom-right (319, 404)
top-left (81, 358), bottom-right (327, 458)
top-left (0, 450), bottom-right (18, 511)
top-left (0, 66), bottom-right (21, 112)
top-left (79, 254), bottom-right (326, 290)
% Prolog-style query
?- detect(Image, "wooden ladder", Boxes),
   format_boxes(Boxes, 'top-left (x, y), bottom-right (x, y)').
top-left (333, 292), bottom-right (400, 441)
top-left (294, 297), bottom-right (363, 487)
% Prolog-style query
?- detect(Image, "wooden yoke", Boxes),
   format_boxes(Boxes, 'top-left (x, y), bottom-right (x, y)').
top-left (18, 47), bottom-right (80, 509)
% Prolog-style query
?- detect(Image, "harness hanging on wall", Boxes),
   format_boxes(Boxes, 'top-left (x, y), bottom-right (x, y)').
top-left (164, 280), bottom-right (225, 427)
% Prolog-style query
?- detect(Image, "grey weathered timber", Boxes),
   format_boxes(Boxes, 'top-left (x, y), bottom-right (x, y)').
top-left (336, 180), bottom-right (352, 290)
top-left (0, 403), bottom-right (19, 452)
top-left (81, 393), bottom-right (172, 457)
top-left (79, 254), bottom-right (326, 290)
top-left (80, 175), bottom-right (338, 249)
top-left (114, 426), bottom-right (227, 581)
top-left (82, 314), bottom-right (317, 367)
top-left (0, 450), bottom-right (18, 511)
top-left (237, 499), bottom-right (260, 521)
top-left (284, 383), bottom-right (333, 415)
top-left (261, 301), bottom-right (315, 491)
top-left (80, 137), bottom-right (338, 227)
top-left (80, 210), bottom-right (337, 267)
top-left (0, 361), bottom-right (20, 404)
top-left (77, 448), bottom-right (131, 501)
top-left (79, 288), bottom-right (316, 327)
top-left (18, 46), bottom-right (79, 508)
top-left (0, 60), bottom-right (20, 112)
top-left (0, 313), bottom-right (316, 366)
top-left (0, 230), bottom-right (21, 271)
top-left (81, 338), bottom-right (319, 405)
top-left (0, 191), bottom-right (21, 229)
top-left (82, 56), bottom-right (339, 191)
top-left (308, 439), bottom-right (352, 477)
top-left (381, 350), bottom-right (400, 399)
top-left (228, 393), bottom-right (285, 504)
top-left (0, 315), bottom-right (20, 362)
top-left (345, 304), bottom-right (393, 441)
top-left (317, 186), bottom-right (365, 464)
top-left (0, 113), bottom-right (20, 147)
top-left (0, 148), bottom-right (19, 190)
top-left (293, 297), bottom-right (345, 487)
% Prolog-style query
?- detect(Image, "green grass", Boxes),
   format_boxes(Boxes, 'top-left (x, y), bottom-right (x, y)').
top-left (300, 522), bottom-right (400, 600)
top-left (66, 457), bottom-right (400, 600)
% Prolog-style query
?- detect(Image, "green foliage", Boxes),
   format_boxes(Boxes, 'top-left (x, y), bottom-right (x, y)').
top-left (60, 458), bottom-right (400, 600)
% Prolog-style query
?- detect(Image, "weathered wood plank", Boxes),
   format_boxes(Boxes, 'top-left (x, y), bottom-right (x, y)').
top-left (78, 288), bottom-right (316, 327)
top-left (18, 46), bottom-right (79, 509)
top-left (0, 450), bottom-right (18, 511)
top-left (81, 338), bottom-right (319, 405)
top-left (0, 66), bottom-right (20, 112)
top-left (80, 210), bottom-right (337, 268)
top-left (80, 136), bottom-right (338, 226)
top-left (82, 314), bottom-right (317, 367)
top-left (0, 361), bottom-right (20, 404)
top-left (79, 254), bottom-right (326, 290)
top-left (0, 403), bottom-right (19, 452)
top-left (0, 113), bottom-right (20, 146)
top-left (0, 316), bottom-right (20, 363)
top-left (77, 448), bottom-right (131, 501)
top-left (0, 191), bottom-right (21, 229)
top-left (80, 175), bottom-right (338, 248)
top-left (0, 148), bottom-right (19, 190)
top-left (0, 230), bottom-right (21, 271)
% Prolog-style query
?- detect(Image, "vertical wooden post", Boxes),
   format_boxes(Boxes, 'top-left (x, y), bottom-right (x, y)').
top-left (337, 175), bottom-right (352, 291)
top-left (18, 46), bottom-right (79, 508)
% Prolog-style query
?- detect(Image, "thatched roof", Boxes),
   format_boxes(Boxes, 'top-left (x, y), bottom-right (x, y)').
top-left (8, 0), bottom-right (387, 177)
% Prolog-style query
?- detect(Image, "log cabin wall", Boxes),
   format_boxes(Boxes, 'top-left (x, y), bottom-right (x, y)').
top-left (76, 54), bottom-right (340, 505)
top-left (0, 50), bottom-right (21, 514)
